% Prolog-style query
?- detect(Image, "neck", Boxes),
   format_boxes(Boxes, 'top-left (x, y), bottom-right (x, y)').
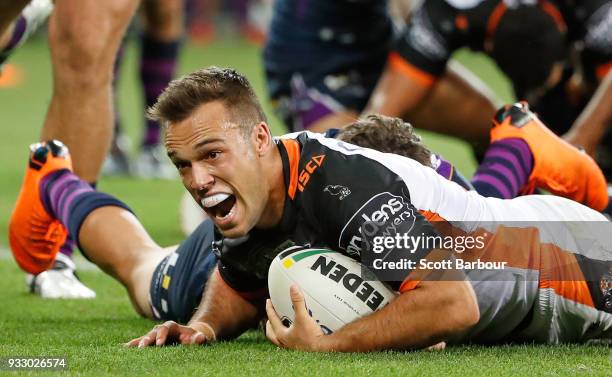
top-left (256, 145), bottom-right (286, 229)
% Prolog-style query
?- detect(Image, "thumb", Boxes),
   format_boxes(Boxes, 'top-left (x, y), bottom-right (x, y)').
top-left (290, 284), bottom-right (309, 320)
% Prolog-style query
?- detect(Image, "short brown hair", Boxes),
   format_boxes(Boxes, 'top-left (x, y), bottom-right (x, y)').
top-left (147, 66), bottom-right (267, 137)
top-left (337, 114), bottom-right (432, 167)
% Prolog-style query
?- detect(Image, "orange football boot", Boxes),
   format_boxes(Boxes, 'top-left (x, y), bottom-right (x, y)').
top-left (9, 140), bottom-right (72, 274)
top-left (490, 102), bottom-right (609, 211)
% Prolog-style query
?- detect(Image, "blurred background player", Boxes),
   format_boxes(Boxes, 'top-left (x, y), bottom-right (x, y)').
top-left (2, 0), bottom-right (141, 298)
top-left (264, 0), bottom-right (395, 132)
top-left (105, 0), bottom-right (271, 179)
top-left (0, 0), bottom-right (52, 72)
top-left (264, 0), bottom-right (612, 178)
top-left (366, 0), bottom-right (612, 175)
top-left (263, 0), bottom-right (498, 152)
top-left (104, 0), bottom-right (184, 179)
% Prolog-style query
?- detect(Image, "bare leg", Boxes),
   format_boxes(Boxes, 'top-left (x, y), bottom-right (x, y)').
top-left (408, 62), bottom-right (499, 150)
top-left (78, 206), bottom-right (174, 318)
top-left (42, 0), bottom-right (140, 182)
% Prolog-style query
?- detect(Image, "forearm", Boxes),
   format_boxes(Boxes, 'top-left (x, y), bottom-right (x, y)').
top-left (188, 267), bottom-right (264, 340)
top-left (318, 280), bottom-right (479, 352)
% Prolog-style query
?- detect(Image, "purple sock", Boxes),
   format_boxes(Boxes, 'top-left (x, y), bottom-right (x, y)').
top-left (41, 171), bottom-right (96, 228)
top-left (230, 0), bottom-right (249, 24)
top-left (40, 170), bottom-right (132, 257)
top-left (58, 181), bottom-right (96, 258)
top-left (0, 16), bottom-right (26, 64)
top-left (2, 17), bottom-right (26, 52)
top-left (432, 154), bottom-right (474, 191)
top-left (59, 238), bottom-right (75, 258)
top-left (471, 138), bottom-right (534, 199)
top-left (140, 34), bottom-right (180, 147)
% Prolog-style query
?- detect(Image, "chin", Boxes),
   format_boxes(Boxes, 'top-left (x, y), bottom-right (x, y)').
top-left (218, 223), bottom-right (249, 239)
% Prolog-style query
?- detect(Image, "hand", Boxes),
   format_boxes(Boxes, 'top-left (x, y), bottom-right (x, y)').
top-left (426, 342), bottom-right (446, 351)
top-left (265, 285), bottom-right (326, 352)
top-left (125, 320), bottom-right (215, 348)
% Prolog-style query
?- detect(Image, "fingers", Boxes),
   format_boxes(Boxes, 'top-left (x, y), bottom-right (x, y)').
top-left (155, 322), bottom-right (172, 346)
top-left (426, 342), bottom-right (446, 351)
top-left (138, 334), bottom-right (156, 348)
top-left (266, 299), bottom-right (287, 348)
top-left (289, 284), bottom-right (309, 321)
top-left (265, 299), bottom-right (285, 331)
top-left (125, 321), bottom-right (197, 348)
top-left (191, 332), bottom-right (207, 345)
top-left (124, 337), bottom-right (143, 348)
top-left (265, 320), bottom-right (280, 347)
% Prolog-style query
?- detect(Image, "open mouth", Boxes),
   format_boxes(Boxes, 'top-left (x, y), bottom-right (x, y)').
top-left (201, 193), bottom-right (237, 221)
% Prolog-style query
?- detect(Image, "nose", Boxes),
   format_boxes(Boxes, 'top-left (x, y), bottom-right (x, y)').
top-left (190, 163), bottom-right (215, 192)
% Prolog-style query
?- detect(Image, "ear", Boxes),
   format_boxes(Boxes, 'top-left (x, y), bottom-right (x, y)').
top-left (253, 122), bottom-right (272, 156)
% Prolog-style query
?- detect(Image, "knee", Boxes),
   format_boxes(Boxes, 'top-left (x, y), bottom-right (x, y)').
top-left (51, 31), bottom-right (106, 78)
top-left (49, 2), bottom-right (137, 87)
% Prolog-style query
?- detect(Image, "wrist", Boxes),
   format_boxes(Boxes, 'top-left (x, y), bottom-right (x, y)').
top-left (313, 334), bottom-right (342, 352)
top-left (190, 322), bottom-right (217, 342)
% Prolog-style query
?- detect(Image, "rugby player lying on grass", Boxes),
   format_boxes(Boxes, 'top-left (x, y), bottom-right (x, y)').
top-left (9, 68), bottom-right (612, 351)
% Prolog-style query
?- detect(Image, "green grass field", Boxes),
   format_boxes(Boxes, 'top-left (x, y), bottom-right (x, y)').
top-left (0, 37), bottom-right (610, 376)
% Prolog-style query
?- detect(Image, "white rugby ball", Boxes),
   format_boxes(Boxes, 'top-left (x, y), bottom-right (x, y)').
top-left (268, 246), bottom-right (397, 334)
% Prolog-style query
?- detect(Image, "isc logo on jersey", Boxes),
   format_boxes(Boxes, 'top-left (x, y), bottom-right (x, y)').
top-left (339, 192), bottom-right (416, 256)
top-left (268, 247), bottom-right (396, 333)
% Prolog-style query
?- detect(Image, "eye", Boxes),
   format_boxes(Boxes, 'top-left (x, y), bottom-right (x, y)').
top-left (174, 161), bottom-right (190, 171)
top-left (205, 151), bottom-right (221, 160)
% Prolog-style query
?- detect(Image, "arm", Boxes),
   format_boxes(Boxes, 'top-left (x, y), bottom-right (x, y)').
top-left (188, 267), bottom-right (264, 340)
top-left (564, 69), bottom-right (612, 155)
top-left (126, 266), bottom-right (264, 347)
top-left (319, 279), bottom-right (479, 352)
top-left (266, 275), bottom-right (479, 352)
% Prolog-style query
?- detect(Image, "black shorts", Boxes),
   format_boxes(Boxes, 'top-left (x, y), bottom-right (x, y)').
top-left (149, 219), bottom-right (218, 324)
top-left (265, 56), bottom-right (387, 132)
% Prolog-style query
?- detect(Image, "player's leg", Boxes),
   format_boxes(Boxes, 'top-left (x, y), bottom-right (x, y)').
top-left (0, 0), bottom-right (30, 39)
top-left (102, 43), bottom-right (132, 177)
top-left (42, 0), bottom-right (140, 183)
top-left (9, 141), bottom-right (174, 316)
top-left (76, 207), bottom-right (173, 316)
top-left (0, 0), bottom-right (53, 65)
top-left (147, 219), bottom-right (218, 323)
top-left (514, 197), bottom-right (612, 342)
top-left (134, 0), bottom-right (183, 179)
top-left (407, 61), bottom-right (499, 154)
top-left (483, 102), bottom-right (609, 211)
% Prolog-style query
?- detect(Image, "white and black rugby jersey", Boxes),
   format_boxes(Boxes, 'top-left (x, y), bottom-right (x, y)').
top-left (216, 131), bottom-right (611, 343)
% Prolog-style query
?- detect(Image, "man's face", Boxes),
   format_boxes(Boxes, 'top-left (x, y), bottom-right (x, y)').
top-left (165, 101), bottom-right (271, 238)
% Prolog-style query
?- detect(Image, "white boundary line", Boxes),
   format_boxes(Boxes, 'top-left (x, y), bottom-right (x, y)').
top-left (0, 244), bottom-right (99, 271)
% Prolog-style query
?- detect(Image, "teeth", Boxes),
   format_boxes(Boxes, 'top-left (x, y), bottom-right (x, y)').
top-left (201, 193), bottom-right (230, 208)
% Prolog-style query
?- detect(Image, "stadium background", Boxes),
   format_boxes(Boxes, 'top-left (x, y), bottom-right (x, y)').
top-left (0, 25), bottom-right (609, 376)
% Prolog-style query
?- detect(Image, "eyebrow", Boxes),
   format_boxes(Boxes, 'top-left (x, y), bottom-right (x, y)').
top-left (167, 138), bottom-right (225, 160)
